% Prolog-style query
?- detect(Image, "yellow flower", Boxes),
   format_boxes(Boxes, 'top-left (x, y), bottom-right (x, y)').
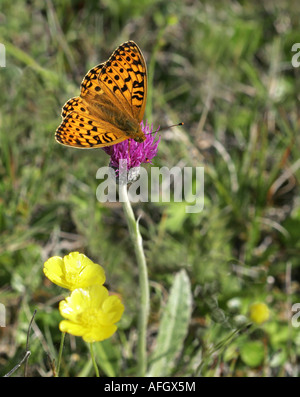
top-left (249, 302), bottom-right (270, 324)
top-left (43, 252), bottom-right (105, 291)
top-left (59, 285), bottom-right (124, 342)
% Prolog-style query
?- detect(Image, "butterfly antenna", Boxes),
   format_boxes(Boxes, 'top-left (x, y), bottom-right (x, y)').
top-left (146, 122), bottom-right (184, 135)
top-left (159, 122), bottom-right (184, 131)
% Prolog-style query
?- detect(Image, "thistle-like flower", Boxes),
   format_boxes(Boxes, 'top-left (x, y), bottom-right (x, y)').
top-left (103, 121), bottom-right (160, 179)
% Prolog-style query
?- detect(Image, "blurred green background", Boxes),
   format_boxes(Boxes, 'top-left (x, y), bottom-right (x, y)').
top-left (0, 0), bottom-right (300, 377)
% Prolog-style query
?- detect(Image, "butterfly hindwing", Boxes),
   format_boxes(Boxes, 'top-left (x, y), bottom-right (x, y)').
top-left (56, 101), bottom-right (128, 148)
top-left (80, 63), bottom-right (104, 97)
top-left (61, 97), bottom-right (90, 118)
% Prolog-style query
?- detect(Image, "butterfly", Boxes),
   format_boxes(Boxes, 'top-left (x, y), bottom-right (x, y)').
top-left (55, 41), bottom-right (147, 148)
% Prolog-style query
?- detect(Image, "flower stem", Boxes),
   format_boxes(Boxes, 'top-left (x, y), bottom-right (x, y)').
top-left (55, 332), bottom-right (65, 377)
top-left (119, 182), bottom-right (149, 377)
top-left (89, 342), bottom-right (100, 377)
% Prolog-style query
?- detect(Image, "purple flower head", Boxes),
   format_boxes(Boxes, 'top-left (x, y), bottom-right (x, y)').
top-left (102, 121), bottom-right (160, 176)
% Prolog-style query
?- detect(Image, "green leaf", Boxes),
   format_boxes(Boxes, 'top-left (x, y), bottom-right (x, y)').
top-left (239, 340), bottom-right (265, 368)
top-left (94, 339), bottom-right (121, 377)
top-left (269, 350), bottom-right (287, 368)
top-left (147, 270), bottom-right (192, 376)
top-left (164, 203), bottom-right (188, 233)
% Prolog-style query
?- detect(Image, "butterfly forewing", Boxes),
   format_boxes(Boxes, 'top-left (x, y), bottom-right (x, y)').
top-left (98, 41), bottom-right (147, 123)
top-left (55, 41), bottom-right (147, 149)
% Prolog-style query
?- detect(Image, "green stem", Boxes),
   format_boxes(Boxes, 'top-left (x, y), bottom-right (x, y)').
top-left (55, 332), bottom-right (65, 377)
top-left (119, 182), bottom-right (149, 377)
top-left (89, 342), bottom-right (100, 377)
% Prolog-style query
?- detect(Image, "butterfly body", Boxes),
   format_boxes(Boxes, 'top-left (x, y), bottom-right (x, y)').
top-left (55, 41), bottom-right (147, 148)
top-left (85, 96), bottom-right (145, 142)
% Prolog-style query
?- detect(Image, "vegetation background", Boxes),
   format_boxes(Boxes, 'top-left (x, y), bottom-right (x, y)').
top-left (0, 0), bottom-right (300, 377)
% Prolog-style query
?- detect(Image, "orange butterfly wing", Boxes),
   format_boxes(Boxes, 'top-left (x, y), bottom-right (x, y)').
top-left (97, 41), bottom-right (147, 123)
top-left (55, 41), bottom-right (147, 148)
top-left (56, 97), bottom-right (130, 148)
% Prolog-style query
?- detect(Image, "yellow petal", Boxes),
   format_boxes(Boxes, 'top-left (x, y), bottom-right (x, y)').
top-left (88, 284), bottom-right (109, 307)
top-left (58, 286), bottom-right (124, 342)
top-left (249, 302), bottom-right (270, 324)
top-left (101, 296), bottom-right (125, 324)
top-left (59, 320), bottom-right (85, 336)
top-left (43, 256), bottom-right (71, 289)
top-left (43, 252), bottom-right (106, 290)
top-left (59, 289), bottom-right (89, 320)
top-left (82, 324), bottom-right (117, 343)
